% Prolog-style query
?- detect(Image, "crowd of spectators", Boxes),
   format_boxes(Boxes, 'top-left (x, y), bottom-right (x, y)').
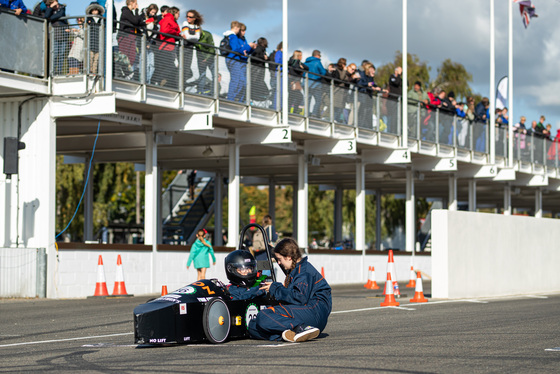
top-left (1, 0), bottom-right (558, 155)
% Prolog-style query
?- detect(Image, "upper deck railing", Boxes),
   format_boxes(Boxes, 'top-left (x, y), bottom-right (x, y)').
top-left (1, 9), bottom-right (559, 171)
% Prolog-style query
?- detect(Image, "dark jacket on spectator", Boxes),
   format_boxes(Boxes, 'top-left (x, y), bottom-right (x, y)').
top-left (33, 1), bottom-right (47, 17)
top-left (288, 57), bottom-right (308, 78)
top-left (45, 3), bottom-right (68, 26)
top-left (86, 3), bottom-right (104, 53)
top-left (388, 73), bottom-right (402, 96)
top-left (118, 5), bottom-right (144, 35)
top-left (251, 45), bottom-right (267, 67)
top-left (357, 70), bottom-right (377, 96)
top-left (474, 101), bottom-right (488, 123)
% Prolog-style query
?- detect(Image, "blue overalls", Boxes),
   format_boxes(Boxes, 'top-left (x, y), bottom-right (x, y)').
top-left (248, 257), bottom-right (332, 341)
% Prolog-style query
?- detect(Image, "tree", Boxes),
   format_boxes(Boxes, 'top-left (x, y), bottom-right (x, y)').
top-left (431, 58), bottom-right (473, 100)
top-left (376, 51), bottom-right (431, 91)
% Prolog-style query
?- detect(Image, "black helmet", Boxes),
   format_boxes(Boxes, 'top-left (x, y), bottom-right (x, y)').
top-left (225, 250), bottom-right (258, 287)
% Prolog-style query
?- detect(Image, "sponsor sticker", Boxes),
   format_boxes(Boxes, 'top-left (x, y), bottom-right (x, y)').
top-left (197, 297), bottom-right (210, 302)
top-left (175, 286), bottom-right (196, 295)
top-left (183, 337), bottom-right (191, 342)
top-left (245, 303), bottom-right (259, 328)
top-left (260, 305), bottom-right (267, 310)
top-left (179, 303), bottom-right (187, 315)
top-left (149, 338), bottom-right (166, 343)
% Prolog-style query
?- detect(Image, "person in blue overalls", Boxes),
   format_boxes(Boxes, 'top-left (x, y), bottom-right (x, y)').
top-left (249, 238), bottom-right (332, 343)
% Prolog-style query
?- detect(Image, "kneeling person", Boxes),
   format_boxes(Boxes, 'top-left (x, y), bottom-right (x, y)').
top-left (249, 238), bottom-right (332, 343)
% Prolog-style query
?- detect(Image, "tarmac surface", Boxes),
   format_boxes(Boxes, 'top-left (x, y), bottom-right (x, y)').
top-left (1, 283), bottom-right (559, 373)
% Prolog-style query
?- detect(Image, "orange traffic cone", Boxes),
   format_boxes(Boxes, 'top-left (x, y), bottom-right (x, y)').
top-left (405, 265), bottom-right (416, 288)
top-left (364, 266), bottom-right (380, 290)
top-left (364, 266), bottom-right (373, 288)
top-left (383, 250), bottom-right (400, 297)
top-left (321, 267), bottom-right (325, 278)
top-left (91, 255), bottom-right (109, 297)
top-left (161, 285), bottom-right (168, 296)
top-left (409, 271), bottom-right (428, 303)
top-left (111, 255), bottom-right (133, 297)
top-left (380, 272), bottom-right (400, 307)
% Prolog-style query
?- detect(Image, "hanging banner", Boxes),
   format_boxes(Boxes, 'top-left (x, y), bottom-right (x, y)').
top-left (496, 76), bottom-right (508, 110)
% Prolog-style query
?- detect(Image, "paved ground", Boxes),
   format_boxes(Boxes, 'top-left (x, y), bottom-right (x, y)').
top-left (1, 283), bottom-right (559, 373)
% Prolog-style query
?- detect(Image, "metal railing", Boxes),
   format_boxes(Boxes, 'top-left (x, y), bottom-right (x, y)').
top-left (2, 11), bottom-right (558, 170)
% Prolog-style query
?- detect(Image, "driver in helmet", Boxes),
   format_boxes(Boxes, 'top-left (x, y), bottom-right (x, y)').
top-left (225, 250), bottom-right (266, 301)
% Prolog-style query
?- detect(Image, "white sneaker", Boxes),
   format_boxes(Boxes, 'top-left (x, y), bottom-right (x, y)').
top-left (282, 325), bottom-right (320, 342)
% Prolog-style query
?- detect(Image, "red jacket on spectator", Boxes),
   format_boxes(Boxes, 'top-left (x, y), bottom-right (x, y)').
top-left (158, 13), bottom-right (179, 51)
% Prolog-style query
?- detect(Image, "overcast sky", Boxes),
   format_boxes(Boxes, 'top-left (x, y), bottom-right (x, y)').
top-left (68, 0), bottom-right (560, 133)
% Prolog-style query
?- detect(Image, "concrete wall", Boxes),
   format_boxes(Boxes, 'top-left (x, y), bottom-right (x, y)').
top-left (46, 249), bottom-right (431, 299)
top-left (431, 210), bottom-right (560, 298)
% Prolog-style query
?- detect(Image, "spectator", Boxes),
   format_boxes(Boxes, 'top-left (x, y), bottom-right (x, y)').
top-left (251, 214), bottom-right (278, 262)
top-left (268, 41), bottom-right (281, 104)
top-left (67, 17), bottom-right (85, 75)
top-left (536, 115), bottom-right (546, 136)
top-left (438, 89), bottom-right (454, 142)
top-left (86, 2), bottom-right (105, 75)
top-left (546, 124), bottom-right (552, 140)
top-left (343, 63), bottom-right (361, 125)
top-left (358, 59), bottom-right (372, 74)
top-left (226, 22), bottom-right (256, 102)
top-left (118, 0), bottom-right (145, 79)
top-left (424, 87), bottom-right (442, 141)
top-left (500, 107), bottom-right (509, 126)
top-left (187, 228), bottom-right (216, 281)
top-left (154, 6), bottom-right (180, 88)
top-left (141, 3), bottom-right (159, 84)
top-left (287, 50), bottom-right (308, 115)
top-left (357, 62), bottom-right (382, 129)
top-left (407, 81), bottom-right (428, 135)
top-left (0, 0), bottom-right (27, 16)
top-left (250, 37), bottom-right (269, 101)
top-left (195, 26), bottom-right (215, 95)
top-left (271, 41), bottom-right (283, 109)
top-left (181, 9), bottom-right (202, 83)
top-left (331, 58), bottom-right (348, 123)
top-left (33, 0), bottom-right (47, 17)
top-left (474, 97), bottom-right (489, 152)
top-left (45, 0), bottom-right (68, 75)
top-left (388, 66), bottom-right (402, 97)
top-left (304, 50), bottom-right (327, 118)
top-left (514, 116), bottom-right (528, 154)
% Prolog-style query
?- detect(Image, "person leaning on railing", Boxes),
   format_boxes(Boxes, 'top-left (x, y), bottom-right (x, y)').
top-left (0, 0), bottom-right (27, 16)
top-left (118, 0), bottom-right (145, 80)
top-left (356, 62), bottom-right (383, 129)
top-left (45, 0), bottom-right (68, 76)
top-left (287, 50), bottom-right (308, 115)
top-left (226, 22), bottom-right (256, 103)
top-left (154, 6), bottom-right (180, 88)
top-left (85, 2), bottom-right (105, 75)
top-left (141, 3), bottom-right (160, 84)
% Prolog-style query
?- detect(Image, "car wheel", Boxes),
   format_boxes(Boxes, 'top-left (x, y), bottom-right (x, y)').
top-left (202, 298), bottom-right (231, 343)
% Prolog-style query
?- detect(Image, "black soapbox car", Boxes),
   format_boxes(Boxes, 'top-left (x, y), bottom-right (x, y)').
top-left (133, 224), bottom-right (278, 345)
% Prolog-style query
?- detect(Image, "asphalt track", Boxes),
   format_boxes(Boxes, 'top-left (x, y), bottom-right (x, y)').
top-left (1, 283), bottom-right (559, 373)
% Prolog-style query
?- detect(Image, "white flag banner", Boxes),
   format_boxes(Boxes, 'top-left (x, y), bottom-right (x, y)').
top-left (496, 76), bottom-right (508, 110)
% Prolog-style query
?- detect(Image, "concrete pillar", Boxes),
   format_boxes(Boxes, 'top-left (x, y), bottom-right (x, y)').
top-left (145, 131), bottom-right (159, 293)
top-left (468, 179), bottom-right (477, 212)
top-left (535, 188), bottom-right (543, 218)
top-left (144, 131), bottom-right (159, 245)
top-left (228, 142), bottom-right (240, 247)
top-left (292, 183), bottom-right (298, 238)
top-left (297, 153), bottom-right (308, 251)
top-left (268, 179), bottom-right (276, 223)
top-left (448, 173), bottom-right (457, 211)
top-left (376, 190), bottom-right (382, 251)
top-left (334, 185), bottom-right (343, 243)
top-left (503, 183), bottom-right (512, 215)
top-left (355, 162), bottom-right (366, 252)
top-left (83, 154), bottom-right (94, 241)
top-left (405, 169), bottom-right (415, 252)
top-left (214, 172), bottom-right (223, 246)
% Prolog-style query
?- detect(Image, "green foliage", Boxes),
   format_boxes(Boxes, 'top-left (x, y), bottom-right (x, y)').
top-left (431, 58), bottom-right (473, 100)
top-left (376, 51), bottom-right (431, 91)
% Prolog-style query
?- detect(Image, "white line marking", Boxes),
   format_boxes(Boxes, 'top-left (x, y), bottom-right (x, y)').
top-left (461, 299), bottom-right (489, 304)
top-left (545, 347), bottom-right (560, 352)
top-left (0, 332), bottom-right (133, 348)
top-left (526, 295), bottom-right (548, 299)
top-left (256, 343), bottom-right (299, 347)
top-left (393, 306), bottom-right (416, 311)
